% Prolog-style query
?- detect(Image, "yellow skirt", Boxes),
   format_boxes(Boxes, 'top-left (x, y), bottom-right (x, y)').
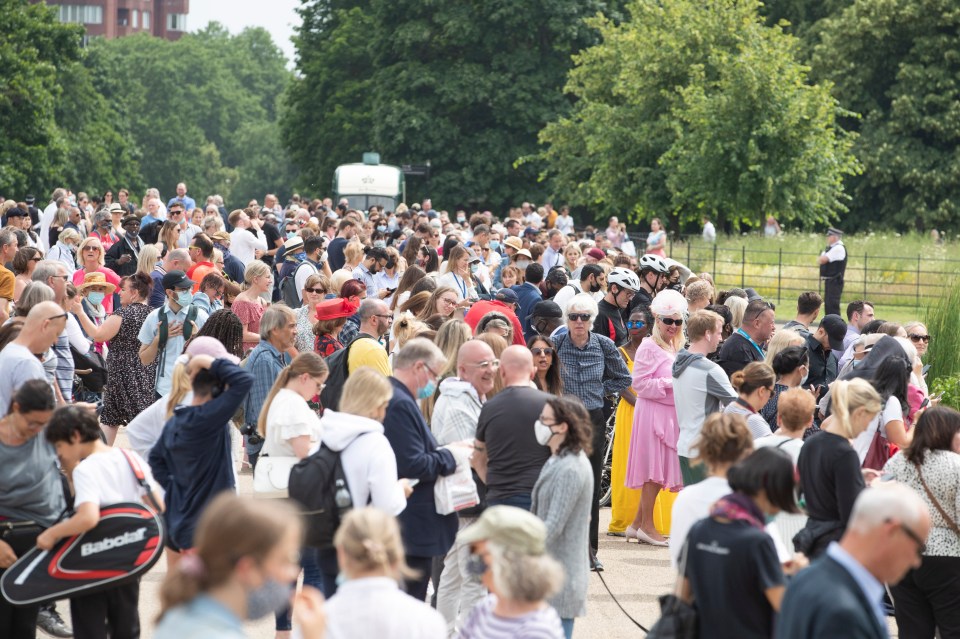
top-left (609, 397), bottom-right (642, 533)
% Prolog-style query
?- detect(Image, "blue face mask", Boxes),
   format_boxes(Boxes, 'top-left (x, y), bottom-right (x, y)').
top-left (294, 251), bottom-right (306, 261)
top-left (377, 225), bottom-right (387, 233)
top-left (489, 240), bottom-right (500, 251)
top-left (245, 578), bottom-right (293, 620)
top-left (374, 240), bottom-right (387, 249)
top-left (417, 378), bottom-right (436, 400)
top-left (176, 290), bottom-right (193, 307)
top-left (286, 231), bottom-right (297, 239)
top-left (470, 263), bottom-right (480, 274)
top-left (764, 513), bottom-right (776, 525)
top-left (86, 291), bottom-right (105, 306)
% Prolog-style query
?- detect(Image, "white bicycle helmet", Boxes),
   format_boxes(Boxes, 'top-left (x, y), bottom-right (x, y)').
top-left (639, 254), bottom-right (668, 274)
top-left (608, 267), bottom-right (642, 292)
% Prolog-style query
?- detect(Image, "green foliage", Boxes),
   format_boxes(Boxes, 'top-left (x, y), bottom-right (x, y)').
top-left (283, 0), bottom-right (624, 208)
top-left (536, 0), bottom-right (859, 229)
top-left (924, 275), bottom-right (960, 383)
top-left (83, 26), bottom-right (294, 204)
top-left (814, 0), bottom-right (960, 231)
top-left (0, 0), bottom-right (81, 195)
top-left (929, 376), bottom-right (960, 412)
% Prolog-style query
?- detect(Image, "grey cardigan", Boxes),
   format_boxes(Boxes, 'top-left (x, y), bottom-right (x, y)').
top-left (531, 450), bottom-right (593, 618)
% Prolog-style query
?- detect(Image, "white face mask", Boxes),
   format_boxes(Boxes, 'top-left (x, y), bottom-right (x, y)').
top-left (534, 419), bottom-right (556, 446)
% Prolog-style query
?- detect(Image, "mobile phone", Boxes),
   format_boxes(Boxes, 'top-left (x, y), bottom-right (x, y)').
top-left (920, 397), bottom-right (930, 410)
top-left (386, 287), bottom-right (397, 293)
top-left (406, 478), bottom-right (420, 488)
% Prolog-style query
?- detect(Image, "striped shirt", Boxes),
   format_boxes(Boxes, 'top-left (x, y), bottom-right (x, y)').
top-left (458, 594), bottom-right (564, 639)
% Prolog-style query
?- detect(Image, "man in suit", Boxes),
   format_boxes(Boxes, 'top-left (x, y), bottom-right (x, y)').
top-left (777, 483), bottom-right (930, 639)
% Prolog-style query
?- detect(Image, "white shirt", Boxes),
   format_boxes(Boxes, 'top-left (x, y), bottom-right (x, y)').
top-left (754, 435), bottom-right (804, 464)
top-left (702, 221), bottom-right (716, 242)
top-left (175, 223), bottom-right (202, 248)
top-left (73, 448), bottom-right (159, 507)
top-left (326, 576), bottom-right (445, 639)
top-left (821, 240), bottom-right (846, 263)
top-left (437, 271), bottom-right (476, 301)
top-left (555, 215), bottom-right (574, 235)
top-left (40, 201), bottom-right (58, 252)
top-left (262, 388), bottom-right (323, 458)
top-left (229, 227), bottom-right (268, 266)
top-left (125, 392), bottom-right (193, 460)
top-left (541, 246), bottom-right (564, 270)
top-left (852, 395), bottom-right (903, 463)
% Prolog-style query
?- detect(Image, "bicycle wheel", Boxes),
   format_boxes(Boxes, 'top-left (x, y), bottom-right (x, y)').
top-left (598, 415), bottom-right (615, 507)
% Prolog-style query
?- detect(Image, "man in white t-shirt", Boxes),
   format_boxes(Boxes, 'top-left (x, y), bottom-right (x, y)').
top-left (227, 208), bottom-right (268, 266)
top-left (552, 264), bottom-right (605, 313)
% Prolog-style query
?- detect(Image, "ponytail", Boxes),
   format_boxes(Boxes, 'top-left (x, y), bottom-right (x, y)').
top-left (257, 352), bottom-right (329, 436)
top-left (828, 378), bottom-right (883, 439)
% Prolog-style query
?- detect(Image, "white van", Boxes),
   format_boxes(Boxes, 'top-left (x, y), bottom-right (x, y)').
top-left (333, 153), bottom-right (405, 211)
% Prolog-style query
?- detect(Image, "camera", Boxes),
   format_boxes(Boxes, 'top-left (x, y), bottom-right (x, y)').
top-left (239, 423), bottom-right (262, 446)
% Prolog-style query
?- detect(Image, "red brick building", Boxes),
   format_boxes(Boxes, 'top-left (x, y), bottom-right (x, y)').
top-left (33, 0), bottom-right (190, 42)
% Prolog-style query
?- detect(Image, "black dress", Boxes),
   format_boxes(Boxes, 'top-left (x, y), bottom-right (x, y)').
top-left (100, 303), bottom-right (158, 427)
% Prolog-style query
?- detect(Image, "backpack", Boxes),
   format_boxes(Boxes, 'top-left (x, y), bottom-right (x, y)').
top-left (279, 262), bottom-right (316, 309)
top-left (154, 305), bottom-right (199, 387)
top-left (319, 335), bottom-right (372, 411)
top-left (287, 444), bottom-right (354, 549)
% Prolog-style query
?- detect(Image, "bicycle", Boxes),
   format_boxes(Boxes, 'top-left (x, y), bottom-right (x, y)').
top-left (598, 411), bottom-right (615, 507)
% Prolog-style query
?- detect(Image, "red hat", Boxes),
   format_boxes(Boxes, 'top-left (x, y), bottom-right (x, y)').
top-left (586, 248), bottom-right (607, 261)
top-left (315, 298), bottom-right (360, 320)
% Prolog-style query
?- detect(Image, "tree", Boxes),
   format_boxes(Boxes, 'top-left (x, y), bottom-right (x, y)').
top-left (283, 0), bottom-right (624, 209)
top-left (814, 0), bottom-right (960, 231)
top-left (0, 0), bottom-right (82, 196)
top-left (536, 0), bottom-right (859, 230)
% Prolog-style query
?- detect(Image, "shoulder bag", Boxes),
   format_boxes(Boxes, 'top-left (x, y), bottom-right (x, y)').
top-left (862, 419), bottom-right (890, 471)
top-left (646, 540), bottom-right (698, 639)
top-left (914, 461), bottom-right (960, 537)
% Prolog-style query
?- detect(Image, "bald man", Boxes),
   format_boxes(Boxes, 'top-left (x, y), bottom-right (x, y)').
top-left (473, 345), bottom-right (552, 511)
top-left (0, 300), bottom-right (69, 409)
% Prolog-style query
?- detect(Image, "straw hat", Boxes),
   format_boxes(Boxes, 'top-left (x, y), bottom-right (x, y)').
top-left (77, 272), bottom-right (116, 295)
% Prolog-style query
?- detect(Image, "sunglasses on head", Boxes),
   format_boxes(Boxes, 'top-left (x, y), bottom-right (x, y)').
top-left (659, 317), bottom-right (683, 326)
top-left (568, 313), bottom-right (591, 322)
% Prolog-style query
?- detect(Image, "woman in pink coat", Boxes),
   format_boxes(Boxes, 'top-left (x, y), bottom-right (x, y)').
top-left (626, 289), bottom-right (688, 546)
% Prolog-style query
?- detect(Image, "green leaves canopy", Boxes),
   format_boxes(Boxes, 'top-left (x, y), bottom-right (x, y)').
top-left (536, 0), bottom-right (859, 230)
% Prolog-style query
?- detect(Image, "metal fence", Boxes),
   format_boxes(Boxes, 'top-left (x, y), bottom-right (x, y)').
top-left (625, 234), bottom-right (960, 309)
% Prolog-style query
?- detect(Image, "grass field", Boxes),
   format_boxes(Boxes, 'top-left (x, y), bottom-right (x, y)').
top-left (657, 231), bottom-right (960, 322)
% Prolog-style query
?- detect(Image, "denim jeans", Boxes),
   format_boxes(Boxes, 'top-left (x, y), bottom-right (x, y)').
top-left (275, 547), bottom-right (322, 630)
top-left (487, 493), bottom-right (532, 512)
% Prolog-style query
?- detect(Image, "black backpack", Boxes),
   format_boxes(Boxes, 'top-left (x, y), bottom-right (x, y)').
top-left (279, 262), bottom-right (316, 310)
top-left (319, 335), bottom-right (372, 411)
top-left (288, 444), bottom-right (353, 549)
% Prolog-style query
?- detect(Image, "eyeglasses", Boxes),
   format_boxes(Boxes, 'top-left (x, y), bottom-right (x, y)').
top-left (909, 334), bottom-right (930, 343)
top-left (659, 317), bottom-right (683, 326)
top-left (374, 314), bottom-right (394, 321)
top-left (46, 313), bottom-right (69, 322)
top-left (568, 313), bottom-right (591, 322)
top-left (440, 297), bottom-right (458, 306)
top-left (422, 362), bottom-right (441, 379)
top-left (892, 520), bottom-right (926, 557)
top-left (83, 247), bottom-right (101, 252)
top-left (530, 347), bottom-right (554, 356)
top-left (626, 321), bottom-right (646, 329)
top-left (304, 287), bottom-right (326, 295)
top-left (467, 359), bottom-right (500, 370)
top-left (51, 275), bottom-right (69, 281)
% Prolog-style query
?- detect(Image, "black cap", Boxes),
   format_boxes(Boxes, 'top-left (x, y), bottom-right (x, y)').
top-left (527, 300), bottom-right (563, 322)
top-left (819, 314), bottom-right (847, 351)
top-left (495, 289), bottom-right (518, 305)
top-left (162, 270), bottom-right (194, 291)
top-left (6, 207), bottom-right (25, 218)
top-left (25, 195), bottom-right (35, 205)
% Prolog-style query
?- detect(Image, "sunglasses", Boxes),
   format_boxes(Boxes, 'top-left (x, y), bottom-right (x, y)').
top-left (83, 247), bottom-right (101, 252)
top-left (568, 313), bottom-right (591, 322)
top-left (304, 287), bottom-right (326, 295)
top-left (626, 321), bottom-right (646, 329)
top-left (530, 347), bottom-right (554, 356)
top-left (909, 334), bottom-right (930, 343)
top-left (659, 317), bottom-right (683, 326)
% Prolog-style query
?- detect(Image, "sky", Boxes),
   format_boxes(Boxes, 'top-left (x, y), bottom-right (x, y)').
top-left (188, 0), bottom-right (301, 65)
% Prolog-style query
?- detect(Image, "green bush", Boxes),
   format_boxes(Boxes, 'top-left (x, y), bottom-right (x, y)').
top-left (924, 276), bottom-right (960, 382)
top-left (929, 376), bottom-right (960, 412)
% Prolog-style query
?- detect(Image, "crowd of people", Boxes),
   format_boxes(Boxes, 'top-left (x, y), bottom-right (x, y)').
top-left (0, 186), bottom-right (955, 639)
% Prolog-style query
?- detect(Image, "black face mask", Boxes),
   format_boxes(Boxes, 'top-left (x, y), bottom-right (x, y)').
top-left (385, 258), bottom-right (396, 270)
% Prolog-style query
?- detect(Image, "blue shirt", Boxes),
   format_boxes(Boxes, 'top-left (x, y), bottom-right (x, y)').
top-left (242, 341), bottom-right (292, 428)
top-left (154, 594), bottom-right (245, 639)
top-left (167, 195), bottom-right (197, 211)
top-left (138, 302), bottom-right (210, 396)
top-left (826, 542), bottom-right (886, 630)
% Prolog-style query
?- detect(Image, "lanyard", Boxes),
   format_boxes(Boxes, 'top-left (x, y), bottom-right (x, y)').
top-left (736, 328), bottom-right (765, 359)
top-left (452, 273), bottom-right (467, 299)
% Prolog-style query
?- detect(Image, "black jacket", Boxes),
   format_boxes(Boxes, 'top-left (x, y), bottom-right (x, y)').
top-left (104, 235), bottom-right (142, 277)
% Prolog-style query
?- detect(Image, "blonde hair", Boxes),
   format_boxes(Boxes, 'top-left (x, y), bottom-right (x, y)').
top-left (166, 362), bottom-right (191, 419)
top-left (764, 328), bottom-right (805, 366)
top-left (258, 352), bottom-right (329, 435)
top-left (652, 315), bottom-right (685, 353)
top-left (489, 542), bottom-right (564, 603)
top-left (338, 367), bottom-right (393, 419)
top-left (421, 319), bottom-right (473, 424)
top-left (335, 507), bottom-right (416, 580)
top-left (393, 312), bottom-right (430, 352)
top-left (686, 309), bottom-right (723, 342)
top-left (725, 296), bottom-right (747, 329)
top-left (158, 494), bottom-right (299, 620)
top-left (243, 260), bottom-right (271, 288)
top-left (137, 243), bottom-right (161, 277)
top-left (829, 378), bottom-right (883, 439)
top-left (328, 269), bottom-right (354, 295)
top-left (77, 237), bottom-right (106, 268)
top-left (343, 239), bottom-right (365, 267)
